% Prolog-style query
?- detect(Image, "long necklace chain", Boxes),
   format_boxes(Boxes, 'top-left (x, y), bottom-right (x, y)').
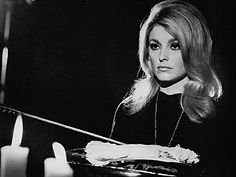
top-left (154, 91), bottom-right (184, 146)
top-left (154, 91), bottom-right (159, 145)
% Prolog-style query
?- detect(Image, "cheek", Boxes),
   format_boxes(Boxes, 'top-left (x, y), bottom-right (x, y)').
top-left (149, 52), bottom-right (160, 66)
top-left (149, 58), bottom-right (158, 70)
top-left (174, 57), bottom-right (185, 73)
top-left (146, 59), bottom-right (155, 72)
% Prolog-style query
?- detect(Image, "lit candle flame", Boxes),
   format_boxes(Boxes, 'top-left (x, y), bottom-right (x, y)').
top-left (52, 142), bottom-right (67, 163)
top-left (11, 114), bottom-right (23, 146)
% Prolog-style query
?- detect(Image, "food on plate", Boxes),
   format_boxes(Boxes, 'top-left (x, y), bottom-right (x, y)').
top-left (85, 141), bottom-right (199, 166)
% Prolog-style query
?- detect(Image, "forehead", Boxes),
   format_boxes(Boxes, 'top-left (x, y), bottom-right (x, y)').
top-left (149, 25), bottom-right (175, 42)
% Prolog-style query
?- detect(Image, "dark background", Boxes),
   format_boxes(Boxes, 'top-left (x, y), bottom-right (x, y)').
top-left (0, 0), bottom-right (234, 176)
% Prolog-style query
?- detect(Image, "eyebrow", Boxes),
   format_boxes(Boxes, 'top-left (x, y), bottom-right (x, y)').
top-left (149, 38), bottom-right (178, 45)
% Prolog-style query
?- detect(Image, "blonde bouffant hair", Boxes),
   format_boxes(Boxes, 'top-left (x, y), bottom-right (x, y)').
top-left (121, 0), bottom-right (222, 123)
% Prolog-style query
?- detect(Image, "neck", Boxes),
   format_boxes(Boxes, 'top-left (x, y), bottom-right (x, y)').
top-left (160, 76), bottom-right (189, 95)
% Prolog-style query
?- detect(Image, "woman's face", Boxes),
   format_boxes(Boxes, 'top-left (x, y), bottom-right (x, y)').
top-left (148, 25), bottom-right (186, 82)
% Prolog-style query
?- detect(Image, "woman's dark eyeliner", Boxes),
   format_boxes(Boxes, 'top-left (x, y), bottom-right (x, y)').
top-left (149, 40), bottom-right (160, 50)
top-left (170, 41), bottom-right (180, 50)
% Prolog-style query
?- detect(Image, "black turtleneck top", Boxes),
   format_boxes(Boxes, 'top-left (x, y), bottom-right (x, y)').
top-left (112, 92), bottom-right (210, 149)
top-left (111, 91), bottom-right (218, 176)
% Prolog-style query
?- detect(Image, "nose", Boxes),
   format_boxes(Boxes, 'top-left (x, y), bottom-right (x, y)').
top-left (159, 49), bottom-right (168, 62)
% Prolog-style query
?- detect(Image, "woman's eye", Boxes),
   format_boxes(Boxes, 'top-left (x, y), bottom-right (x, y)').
top-left (149, 43), bottom-right (159, 50)
top-left (170, 42), bottom-right (180, 50)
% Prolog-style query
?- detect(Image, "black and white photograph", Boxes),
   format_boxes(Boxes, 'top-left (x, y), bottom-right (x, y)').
top-left (0, 0), bottom-right (234, 176)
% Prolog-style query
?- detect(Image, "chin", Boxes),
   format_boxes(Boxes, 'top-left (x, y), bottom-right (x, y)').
top-left (155, 72), bottom-right (185, 82)
top-left (156, 75), bottom-right (173, 82)
top-left (155, 73), bottom-right (187, 87)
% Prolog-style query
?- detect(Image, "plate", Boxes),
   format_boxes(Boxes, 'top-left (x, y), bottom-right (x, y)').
top-left (66, 149), bottom-right (204, 177)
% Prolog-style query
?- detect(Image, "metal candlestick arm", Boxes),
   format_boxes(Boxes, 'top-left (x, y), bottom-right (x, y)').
top-left (0, 104), bottom-right (125, 145)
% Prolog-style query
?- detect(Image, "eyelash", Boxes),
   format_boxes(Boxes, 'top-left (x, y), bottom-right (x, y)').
top-left (149, 42), bottom-right (180, 50)
top-left (171, 42), bottom-right (180, 50)
top-left (149, 43), bottom-right (159, 50)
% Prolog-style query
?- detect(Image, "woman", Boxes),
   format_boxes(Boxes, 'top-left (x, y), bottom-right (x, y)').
top-left (109, 0), bottom-right (223, 176)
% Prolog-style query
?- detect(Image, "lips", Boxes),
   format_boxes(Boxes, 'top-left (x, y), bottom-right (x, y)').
top-left (157, 66), bottom-right (172, 72)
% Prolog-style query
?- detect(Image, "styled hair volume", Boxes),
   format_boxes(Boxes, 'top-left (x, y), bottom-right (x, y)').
top-left (121, 0), bottom-right (222, 122)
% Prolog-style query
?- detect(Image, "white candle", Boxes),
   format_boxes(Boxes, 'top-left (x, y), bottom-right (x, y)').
top-left (1, 114), bottom-right (29, 177)
top-left (44, 142), bottom-right (73, 177)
